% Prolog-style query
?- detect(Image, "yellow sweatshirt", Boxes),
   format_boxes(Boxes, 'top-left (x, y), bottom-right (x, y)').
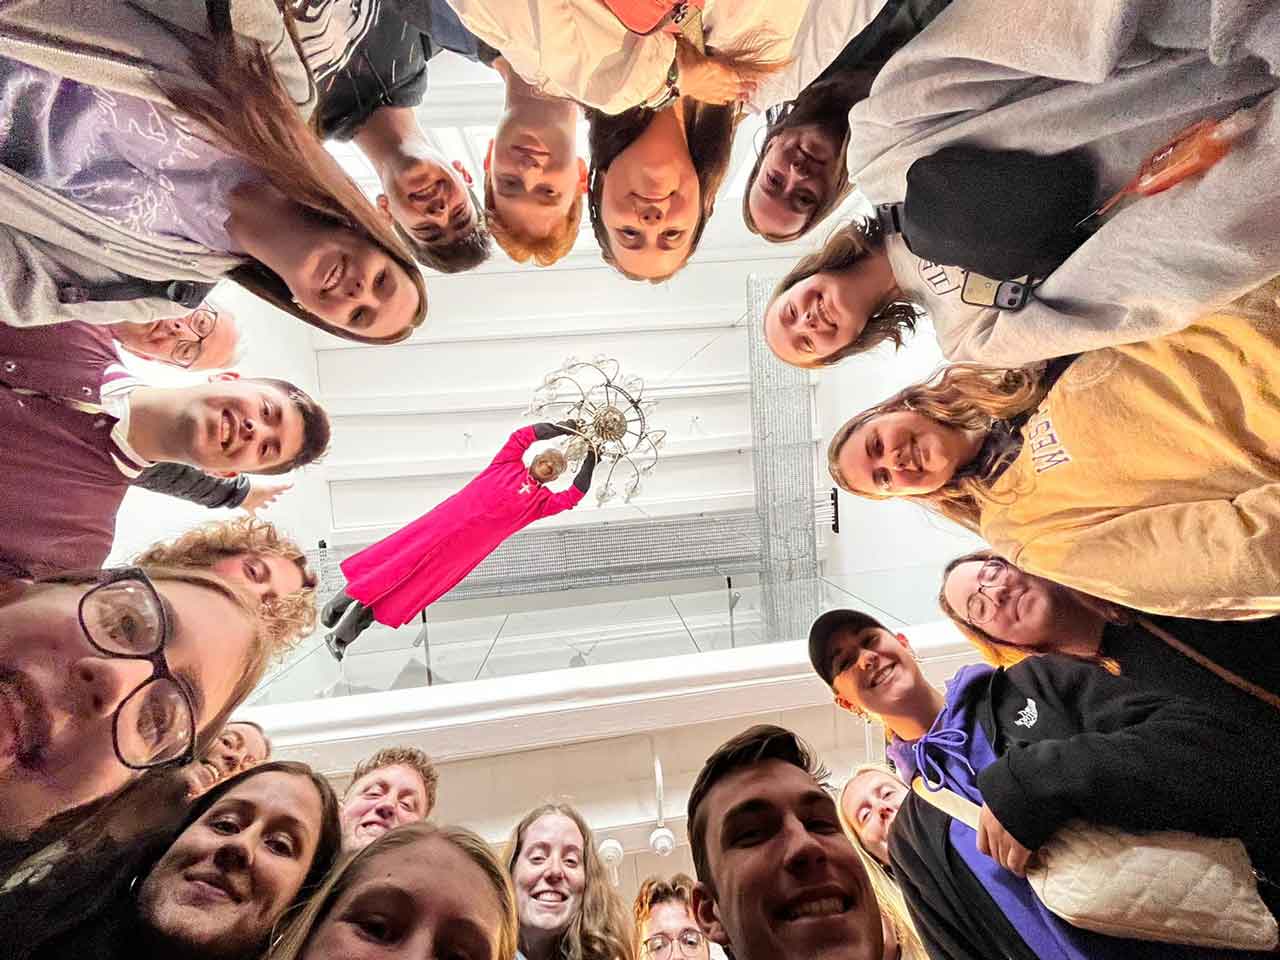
top-left (979, 281), bottom-right (1280, 620)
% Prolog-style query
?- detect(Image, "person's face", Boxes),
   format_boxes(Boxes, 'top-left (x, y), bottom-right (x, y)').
top-left (943, 560), bottom-right (1068, 650)
top-left (0, 579), bottom-right (254, 838)
top-left (138, 770), bottom-right (324, 956)
top-left (748, 126), bottom-right (840, 239)
top-left (599, 115), bottom-right (700, 279)
top-left (380, 157), bottom-right (477, 248)
top-left (211, 552), bottom-right (306, 605)
top-left (765, 267), bottom-right (886, 367)
top-left (512, 813), bottom-right (587, 938)
top-left (694, 759), bottom-right (881, 960)
top-left (282, 224), bottom-right (421, 340)
top-left (530, 453), bottom-right (565, 484)
top-left (171, 375), bottom-right (305, 474)
top-left (641, 900), bottom-right (709, 960)
top-left (299, 834), bottom-right (505, 960)
top-left (487, 129), bottom-right (586, 240)
top-left (341, 764), bottom-right (429, 850)
top-left (838, 412), bottom-right (972, 496)
top-left (184, 721), bottom-right (271, 798)
top-left (829, 628), bottom-right (923, 719)
top-left (112, 305), bottom-right (241, 370)
top-left (840, 772), bottom-right (907, 867)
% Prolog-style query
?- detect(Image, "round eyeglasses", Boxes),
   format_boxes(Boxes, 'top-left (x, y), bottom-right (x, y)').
top-left (171, 307), bottom-right (218, 369)
top-left (965, 557), bottom-right (1010, 626)
top-left (642, 929), bottom-right (706, 959)
top-left (77, 568), bottom-right (198, 769)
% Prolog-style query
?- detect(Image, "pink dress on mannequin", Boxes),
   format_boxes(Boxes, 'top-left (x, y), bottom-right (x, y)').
top-left (340, 426), bottom-right (586, 626)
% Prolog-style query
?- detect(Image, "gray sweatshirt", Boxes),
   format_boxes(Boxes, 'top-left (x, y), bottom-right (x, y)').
top-left (847, 0), bottom-right (1280, 365)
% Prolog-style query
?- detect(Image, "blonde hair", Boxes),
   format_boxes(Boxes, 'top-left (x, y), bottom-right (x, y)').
top-left (632, 873), bottom-right (695, 954)
top-left (347, 745), bottom-right (440, 816)
top-left (828, 364), bottom-right (1045, 530)
top-left (485, 172), bottom-right (583, 267)
top-left (268, 822), bottom-right (519, 960)
top-left (768, 219), bottom-right (920, 367)
top-left (133, 517), bottom-right (316, 657)
top-left (836, 765), bottom-right (929, 960)
top-left (505, 803), bottom-right (636, 960)
top-left (163, 10), bottom-right (427, 343)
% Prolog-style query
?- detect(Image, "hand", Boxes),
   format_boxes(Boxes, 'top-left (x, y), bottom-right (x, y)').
top-left (241, 479), bottom-right (292, 516)
top-left (976, 803), bottom-right (1034, 877)
top-left (675, 43), bottom-right (758, 105)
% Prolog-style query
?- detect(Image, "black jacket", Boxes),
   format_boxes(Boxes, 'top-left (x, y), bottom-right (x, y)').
top-left (890, 656), bottom-right (1280, 960)
top-left (131, 461), bottom-right (249, 509)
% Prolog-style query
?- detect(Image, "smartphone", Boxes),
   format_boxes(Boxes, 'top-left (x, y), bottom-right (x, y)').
top-left (961, 272), bottom-right (1031, 310)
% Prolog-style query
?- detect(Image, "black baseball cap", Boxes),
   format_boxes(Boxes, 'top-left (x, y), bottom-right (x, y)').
top-left (808, 609), bottom-right (889, 686)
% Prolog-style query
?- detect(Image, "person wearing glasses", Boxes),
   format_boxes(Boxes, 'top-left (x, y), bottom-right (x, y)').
top-left (633, 874), bottom-right (708, 960)
top-left (0, 317), bottom-right (329, 581)
top-left (0, 565), bottom-right (271, 843)
top-left (806, 607), bottom-right (1280, 960)
top-left (107, 303), bottom-right (246, 372)
top-left (180, 720), bottom-right (273, 799)
top-left (939, 550), bottom-right (1280, 727)
top-left (0, 761), bottom-right (341, 960)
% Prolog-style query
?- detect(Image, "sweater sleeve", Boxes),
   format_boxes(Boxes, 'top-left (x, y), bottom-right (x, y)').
top-left (488, 426), bottom-right (538, 467)
top-left (1011, 486), bottom-right (1280, 620)
top-left (131, 462), bottom-right (250, 509)
top-left (976, 656), bottom-right (1280, 852)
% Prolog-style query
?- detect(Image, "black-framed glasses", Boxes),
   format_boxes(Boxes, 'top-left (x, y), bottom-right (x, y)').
top-left (965, 558), bottom-right (1010, 626)
top-left (77, 568), bottom-right (198, 770)
top-left (171, 306), bottom-right (218, 369)
top-left (642, 929), bottom-right (706, 959)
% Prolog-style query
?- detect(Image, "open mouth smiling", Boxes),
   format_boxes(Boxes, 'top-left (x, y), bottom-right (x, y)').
top-left (867, 663), bottom-right (894, 689)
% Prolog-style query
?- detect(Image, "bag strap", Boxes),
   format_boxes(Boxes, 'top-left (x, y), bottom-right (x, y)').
top-left (1136, 618), bottom-right (1280, 713)
top-left (910, 777), bottom-right (982, 831)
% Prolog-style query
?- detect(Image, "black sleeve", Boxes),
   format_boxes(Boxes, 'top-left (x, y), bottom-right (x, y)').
top-left (531, 421), bottom-right (573, 441)
top-left (131, 462), bottom-right (249, 509)
top-left (977, 655), bottom-right (1280, 852)
top-left (572, 450), bottom-right (597, 493)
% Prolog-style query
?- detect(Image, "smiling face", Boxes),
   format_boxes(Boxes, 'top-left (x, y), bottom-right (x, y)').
top-left (184, 721), bottom-right (271, 798)
top-left (111, 306), bottom-right (241, 371)
top-left (530, 450), bottom-right (567, 484)
top-left (642, 900), bottom-right (709, 960)
top-left (599, 111), bottom-right (700, 279)
top-left (766, 266), bottom-right (888, 366)
top-left (748, 125), bottom-right (841, 239)
top-left (487, 123), bottom-right (586, 241)
top-left (828, 627), bottom-right (924, 719)
top-left (512, 813), bottom-right (587, 939)
top-left (840, 771), bottom-right (907, 867)
top-left (837, 412), bottom-right (977, 496)
top-left (0, 578), bottom-right (254, 839)
top-left (282, 224), bottom-right (421, 340)
top-left (340, 764), bottom-right (429, 850)
top-left (942, 560), bottom-right (1070, 650)
top-left (299, 834), bottom-right (505, 960)
top-left (211, 553), bottom-right (306, 606)
top-left (174, 378), bottom-right (305, 474)
top-left (380, 157), bottom-right (477, 248)
top-left (695, 759), bottom-right (881, 960)
top-left (138, 770), bottom-right (324, 956)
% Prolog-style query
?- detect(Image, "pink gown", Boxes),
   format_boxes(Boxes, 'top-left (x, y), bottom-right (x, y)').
top-left (340, 427), bottom-right (586, 626)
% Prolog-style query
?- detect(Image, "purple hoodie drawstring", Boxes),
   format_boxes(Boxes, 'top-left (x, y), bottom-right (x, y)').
top-left (912, 724), bottom-right (977, 791)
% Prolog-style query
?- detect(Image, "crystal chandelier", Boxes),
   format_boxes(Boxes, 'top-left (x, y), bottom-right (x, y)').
top-left (524, 356), bottom-right (666, 505)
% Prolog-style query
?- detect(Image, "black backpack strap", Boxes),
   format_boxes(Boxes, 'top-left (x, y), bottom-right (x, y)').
top-left (58, 279), bottom-right (215, 310)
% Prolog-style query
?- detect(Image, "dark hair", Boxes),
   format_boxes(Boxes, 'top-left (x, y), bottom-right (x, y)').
top-left (226, 719), bottom-right (273, 759)
top-left (586, 98), bottom-right (739, 283)
top-left (1, 761), bottom-right (342, 960)
top-left (769, 218), bottom-right (920, 367)
top-left (394, 186), bottom-right (493, 273)
top-left (808, 609), bottom-right (890, 687)
top-left (742, 77), bottom-right (859, 242)
top-left (687, 725), bottom-right (830, 892)
top-left (253, 378), bottom-right (331, 475)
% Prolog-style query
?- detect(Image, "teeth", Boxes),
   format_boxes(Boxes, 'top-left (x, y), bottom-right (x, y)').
top-left (790, 897), bottom-right (845, 919)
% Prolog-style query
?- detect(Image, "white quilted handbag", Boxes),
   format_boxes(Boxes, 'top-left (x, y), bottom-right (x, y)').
top-left (911, 779), bottom-right (1279, 951)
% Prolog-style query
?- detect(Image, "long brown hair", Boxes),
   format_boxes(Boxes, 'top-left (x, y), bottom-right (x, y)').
top-left (268, 821), bottom-right (519, 960)
top-left (827, 364), bottom-right (1045, 529)
top-left (162, 3), bottom-right (427, 343)
top-left (505, 803), bottom-right (635, 960)
top-left (769, 218), bottom-right (921, 367)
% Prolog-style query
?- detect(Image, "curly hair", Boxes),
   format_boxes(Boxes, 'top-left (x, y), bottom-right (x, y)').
top-left (768, 219), bottom-right (921, 367)
top-left (505, 803), bottom-right (636, 960)
top-left (632, 873), bottom-right (695, 953)
top-left (827, 364), bottom-right (1046, 530)
top-left (347, 746), bottom-right (440, 816)
top-left (133, 517), bottom-right (317, 656)
top-left (485, 169), bottom-right (583, 267)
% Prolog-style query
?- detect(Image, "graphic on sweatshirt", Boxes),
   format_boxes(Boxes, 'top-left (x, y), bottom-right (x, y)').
top-left (1014, 697), bottom-right (1038, 728)
top-left (1025, 411), bottom-right (1071, 474)
top-left (917, 259), bottom-right (962, 296)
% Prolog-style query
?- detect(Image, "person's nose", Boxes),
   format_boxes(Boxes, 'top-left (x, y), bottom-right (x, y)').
top-left (240, 417), bottom-right (256, 442)
top-left (373, 798), bottom-right (396, 822)
top-left (856, 649), bottom-right (880, 673)
top-left (780, 814), bottom-right (828, 874)
top-left (636, 199), bottom-right (664, 224)
top-left (212, 829), bottom-right (254, 872)
top-left (543, 858), bottom-right (566, 883)
top-left (425, 190), bottom-right (448, 217)
top-left (72, 656), bottom-right (154, 718)
top-left (891, 445), bottom-right (910, 470)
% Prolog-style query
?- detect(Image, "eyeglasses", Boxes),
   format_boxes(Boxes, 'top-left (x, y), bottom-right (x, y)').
top-left (171, 307), bottom-right (218, 369)
top-left (965, 558), bottom-right (1010, 626)
top-left (642, 929), bottom-right (706, 959)
top-left (77, 568), bottom-right (198, 770)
